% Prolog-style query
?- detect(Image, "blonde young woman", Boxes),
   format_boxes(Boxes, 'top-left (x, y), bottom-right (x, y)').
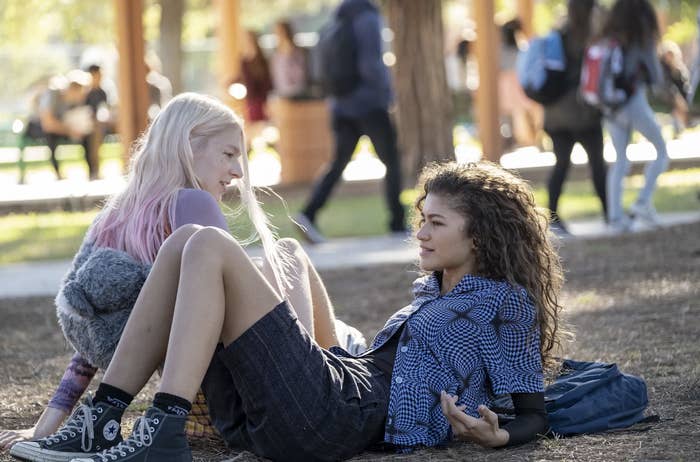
top-left (2, 93), bottom-right (347, 456)
top-left (13, 161), bottom-right (564, 462)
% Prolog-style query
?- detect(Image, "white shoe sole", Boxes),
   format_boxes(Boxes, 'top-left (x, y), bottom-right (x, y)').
top-left (10, 441), bottom-right (95, 462)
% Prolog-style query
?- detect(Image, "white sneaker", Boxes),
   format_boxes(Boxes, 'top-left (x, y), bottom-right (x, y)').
top-left (293, 213), bottom-right (327, 245)
top-left (608, 215), bottom-right (633, 235)
top-left (629, 202), bottom-right (663, 228)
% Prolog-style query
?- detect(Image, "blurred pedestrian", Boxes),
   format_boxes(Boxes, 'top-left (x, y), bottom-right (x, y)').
top-left (145, 52), bottom-right (173, 120)
top-left (601, 0), bottom-right (668, 232)
top-left (235, 30), bottom-right (273, 148)
top-left (82, 64), bottom-right (113, 180)
top-left (36, 70), bottom-right (92, 180)
top-left (296, 0), bottom-right (405, 243)
top-left (543, 0), bottom-right (607, 235)
top-left (657, 40), bottom-right (690, 138)
top-left (271, 20), bottom-right (309, 99)
top-left (446, 36), bottom-right (473, 123)
top-left (687, 8), bottom-right (700, 111)
top-left (499, 18), bottom-right (543, 149)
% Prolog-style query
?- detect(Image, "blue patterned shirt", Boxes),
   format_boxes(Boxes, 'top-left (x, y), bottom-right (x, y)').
top-left (366, 273), bottom-right (544, 450)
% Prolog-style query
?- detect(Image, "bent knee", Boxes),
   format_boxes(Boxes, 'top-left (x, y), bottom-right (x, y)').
top-left (159, 224), bottom-right (204, 257)
top-left (183, 226), bottom-right (244, 262)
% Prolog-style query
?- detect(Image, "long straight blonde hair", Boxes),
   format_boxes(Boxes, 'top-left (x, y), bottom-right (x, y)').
top-left (90, 92), bottom-right (289, 293)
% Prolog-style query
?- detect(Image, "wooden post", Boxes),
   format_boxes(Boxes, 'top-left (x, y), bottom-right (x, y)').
top-left (114, 0), bottom-right (149, 170)
top-left (474, 0), bottom-right (501, 162)
top-left (216, 0), bottom-right (244, 116)
top-left (517, 0), bottom-right (534, 38)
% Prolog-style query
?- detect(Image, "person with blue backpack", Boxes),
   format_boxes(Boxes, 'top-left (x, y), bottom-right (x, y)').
top-left (295, 0), bottom-right (406, 244)
top-left (594, 0), bottom-right (668, 232)
top-left (540, 0), bottom-right (607, 235)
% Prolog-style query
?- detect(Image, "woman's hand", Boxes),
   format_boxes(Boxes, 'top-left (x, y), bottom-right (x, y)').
top-left (440, 391), bottom-right (509, 448)
top-left (0, 407), bottom-right (67, 450)
top-left (0, 427), bottom-right (35, 450)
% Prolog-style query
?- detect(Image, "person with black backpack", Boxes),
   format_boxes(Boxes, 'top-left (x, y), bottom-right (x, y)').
top-left (295, 0), bottom-right (406, 244)
top-left (597, 0), bottom-right (667, 232)
top-left (542, 0), bottom-right (607, 236)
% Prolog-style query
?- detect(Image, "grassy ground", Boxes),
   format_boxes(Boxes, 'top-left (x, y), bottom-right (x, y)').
top-left (0, 167), bottom-right (699, 264)
top-left (0, 222), bottom-right (698, 461)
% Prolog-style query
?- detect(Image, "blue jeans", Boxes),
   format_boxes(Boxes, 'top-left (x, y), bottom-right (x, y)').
top-left (605, 88), bottom-right (669, 222)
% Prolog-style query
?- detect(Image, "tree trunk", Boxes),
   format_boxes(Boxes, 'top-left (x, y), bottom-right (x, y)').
top-left (383, 0), bottom-right (454, 185)
top-left (159, 0), bottom-right (184, 95)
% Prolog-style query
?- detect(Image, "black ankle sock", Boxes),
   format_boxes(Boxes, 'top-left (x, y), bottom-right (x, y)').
top-left (94, 383), bottom-right (133, 411)
top-left (153, 392), bottom-right (192, 416)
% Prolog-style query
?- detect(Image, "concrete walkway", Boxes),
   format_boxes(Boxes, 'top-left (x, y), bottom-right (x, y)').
top-left (1, 211), bottom-right (698, 299)
top-left (2, 130), bottom-right (700, 214)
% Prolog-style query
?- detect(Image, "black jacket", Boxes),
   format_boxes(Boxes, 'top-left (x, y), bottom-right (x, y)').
top-left (543, 27), bottom-right (602, 133)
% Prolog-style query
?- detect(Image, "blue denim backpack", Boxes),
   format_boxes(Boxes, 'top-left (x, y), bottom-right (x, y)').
top-left (516, 31), bottom-right (568, 105)
top-left (494, 359), bottom-right (652, 436)
top-left (544, 359), bottom-right (650, 435)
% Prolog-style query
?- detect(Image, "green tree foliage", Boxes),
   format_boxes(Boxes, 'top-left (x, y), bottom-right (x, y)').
top-left (0, 0), bottom-right (114, 46)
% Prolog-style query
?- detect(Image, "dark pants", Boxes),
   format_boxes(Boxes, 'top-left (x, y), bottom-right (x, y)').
top-left (81, 134), bottom-right (100, 180)
top-left (546, 126), bottom-right (607, 220)
top-left (45, 133), bottom-right (63, 178)
top-left (302, 109), bottom-right (405, 232)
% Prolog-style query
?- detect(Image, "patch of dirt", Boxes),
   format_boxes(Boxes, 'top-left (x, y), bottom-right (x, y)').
top-left (1, 222), bottom-right (699, 461)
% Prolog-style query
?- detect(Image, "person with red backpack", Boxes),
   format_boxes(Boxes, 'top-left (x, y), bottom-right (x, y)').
top-left (541, 0), bottom-right (606, 235)
top-left (595, 0), bottom-right (667, 232)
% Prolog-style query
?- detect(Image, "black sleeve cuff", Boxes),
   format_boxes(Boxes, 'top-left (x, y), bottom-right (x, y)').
top-left (501, 392), bottom-right (548, 446)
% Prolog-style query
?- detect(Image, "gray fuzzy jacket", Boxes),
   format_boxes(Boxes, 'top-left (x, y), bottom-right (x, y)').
top-left (56, 239), bottom-right (151, 369)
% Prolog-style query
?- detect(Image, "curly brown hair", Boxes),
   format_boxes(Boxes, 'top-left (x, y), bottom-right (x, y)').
top-left (413, 161), bottom-right (566, 371)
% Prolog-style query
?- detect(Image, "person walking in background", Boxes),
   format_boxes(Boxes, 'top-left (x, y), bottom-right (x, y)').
top-left (499, 18), bottom-right (543, 149)
top-left (543, 0), bottom-right (606, 235)
top-left (234, 30), bottom-right (273, 147)
top-left (82, 64), bottom-right (112, 180)
top-left (35, 70), bottom-right (92, 180)
top-left (145, 52), bottom-right (173, 119)
top-left (687, 7), bottom-right (700, 110)
top-left (296, 0), bottom-right (406, 244)
top-left (601, 0), bottom-right (668, 232)
top-left (657, 40), bottom-right (690, 138)
top-left (9, 161), bottom-right (561, 460)
top-left (271, 20), bottom-right (309, 99)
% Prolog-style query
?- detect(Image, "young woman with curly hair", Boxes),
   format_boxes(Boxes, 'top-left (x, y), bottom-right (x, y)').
top-left (18, 161), bottom-right (565, 462)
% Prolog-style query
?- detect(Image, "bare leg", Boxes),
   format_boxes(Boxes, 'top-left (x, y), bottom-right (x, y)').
top-left (158, 227), bottom-right (283, 401)
top-left (101, 224), bottom-right (201, 394)
top-left (307, 255), bottom-right (338, 349)
top-left (259, 238), bottom-right (314, 338)
top-left (259, 238), bottom-right (339, 348)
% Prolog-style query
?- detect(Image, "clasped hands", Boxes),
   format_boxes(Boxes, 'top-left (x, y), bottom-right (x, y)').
top-left (440, 391), bottom-right (509, 448)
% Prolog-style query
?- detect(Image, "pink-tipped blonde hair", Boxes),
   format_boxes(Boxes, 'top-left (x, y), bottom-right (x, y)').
top-left (90, 92), bottom-right (289, 294)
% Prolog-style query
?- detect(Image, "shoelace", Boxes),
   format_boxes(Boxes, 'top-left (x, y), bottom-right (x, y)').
top-left (93, 415), bottom-right (157, 461)
top-left (41, 400), bottom-right (95, 452)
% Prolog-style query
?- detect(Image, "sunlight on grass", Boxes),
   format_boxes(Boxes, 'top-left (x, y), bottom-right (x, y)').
top-left (0, 210), bottom-right (97, 264)
top-left (0, 168), bottom-right (698, 264)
